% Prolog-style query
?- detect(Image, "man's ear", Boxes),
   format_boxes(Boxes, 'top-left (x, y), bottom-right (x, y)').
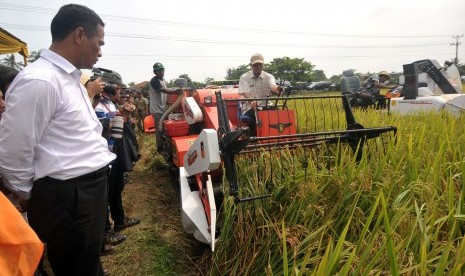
top-left (74, 27), bottom-right (86, 44)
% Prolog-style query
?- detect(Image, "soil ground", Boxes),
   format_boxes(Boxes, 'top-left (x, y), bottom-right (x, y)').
top-left (100, 133), bottom-right (210, 276)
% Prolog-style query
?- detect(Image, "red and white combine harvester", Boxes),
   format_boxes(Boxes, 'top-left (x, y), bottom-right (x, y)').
top-left (147, 80), bottom-right (397, 251)
top-left (389, 59), bottom-right (464, 114)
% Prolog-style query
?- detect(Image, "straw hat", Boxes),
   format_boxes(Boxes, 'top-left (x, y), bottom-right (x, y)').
top-left (250, 53), bottom-right (264, 65)
top-left (379, 71), bottom-right (390, 79)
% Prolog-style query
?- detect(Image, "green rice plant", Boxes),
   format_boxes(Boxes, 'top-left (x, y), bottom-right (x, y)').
top-left (210, 104), bottom-right (465, 275)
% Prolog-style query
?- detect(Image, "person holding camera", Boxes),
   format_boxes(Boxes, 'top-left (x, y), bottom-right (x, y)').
top-left (83, 75), bottom-right (105, 109)
top-left (95, 71), bottom-right (140, 246)
top-left (0, 4), bottom-right (115, 275)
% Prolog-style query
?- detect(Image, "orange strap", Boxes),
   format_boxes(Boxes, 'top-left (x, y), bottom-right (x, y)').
top-left (0, 193), bottom-right (44, 275)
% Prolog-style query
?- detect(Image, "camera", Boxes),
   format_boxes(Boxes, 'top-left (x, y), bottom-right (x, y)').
top-left (90, 67), bottom-right (118, 95)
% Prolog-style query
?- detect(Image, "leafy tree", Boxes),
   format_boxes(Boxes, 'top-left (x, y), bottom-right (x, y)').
top-left (167, 74), bottom-right (205, 88)
top-left (204, 77), bottom-right (214, 85)
top-left (190, 81), bottom-right (205, 89)
top-left (328, 74), bottom-right (341, 84)
top-left (329, 74), bottom-right (341, 91)
top-left (311, 69), bottom-right (327, 82)
top-left (1, 54), bottom-right (24, 70)
top-left (179, 74), bottom-right (193, 87)
top-left (265, 57), bottom-right (314, 85)
top-left (225, 64), bottom-right (249, 80)
top-left (27, 50), bottom-right (41, 63)
top-left (139, 82), bottom-right (149, 96)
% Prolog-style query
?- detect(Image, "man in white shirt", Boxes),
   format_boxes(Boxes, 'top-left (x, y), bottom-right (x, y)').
top-left (0, 4), bottom-right (115, 275)
top-left (238, 53), bottom-right (282, 135)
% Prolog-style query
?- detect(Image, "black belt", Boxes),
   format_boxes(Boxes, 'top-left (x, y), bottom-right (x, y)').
top-left (71, 165), bottom-right (110, 182)
top-left (35, 165), bottom-right (110, 186)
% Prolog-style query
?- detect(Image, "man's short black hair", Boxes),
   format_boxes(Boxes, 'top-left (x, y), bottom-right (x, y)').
top-left (51, 4), bottom-right (105, 42)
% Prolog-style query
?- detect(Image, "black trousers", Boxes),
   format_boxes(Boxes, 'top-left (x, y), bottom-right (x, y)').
top-left (108, 159), bottom-right (125, 226)
top-left (28, 166), bottom-right (109, 276)
top-left (243, 108), bottom-right (257, 136)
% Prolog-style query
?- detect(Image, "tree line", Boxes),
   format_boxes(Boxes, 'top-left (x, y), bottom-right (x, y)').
top-left (2, 52), bottom-right (465, 90)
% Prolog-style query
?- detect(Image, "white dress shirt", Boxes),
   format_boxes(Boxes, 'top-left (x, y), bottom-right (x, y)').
top-left (0, 49), bottom-right (116, 199)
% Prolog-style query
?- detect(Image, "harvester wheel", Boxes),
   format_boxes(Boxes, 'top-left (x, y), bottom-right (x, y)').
top-left (212, 182), bottom-right (224, 238)
top-left (213, 183), bottom-right (224, 214)
top-left (168, 164), bottom-right (180, 197)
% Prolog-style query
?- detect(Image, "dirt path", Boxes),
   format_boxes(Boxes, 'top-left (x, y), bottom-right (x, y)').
top-left (101, 133), bottom-right (209, 276)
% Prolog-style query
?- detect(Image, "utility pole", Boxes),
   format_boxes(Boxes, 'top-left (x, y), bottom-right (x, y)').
top-left (451, 35), bottom-right (463, 65)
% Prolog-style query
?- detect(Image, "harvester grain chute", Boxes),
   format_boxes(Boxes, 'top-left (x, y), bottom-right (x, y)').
top-left (389, 59), bottom-right (464, 114)
top-left (152, 83), bottom-right (397, 251)
top-left (340, 59), bottom-right (464, 113)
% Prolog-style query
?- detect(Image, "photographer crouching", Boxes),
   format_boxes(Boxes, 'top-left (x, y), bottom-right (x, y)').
top-left (85, 69), bottom-right (141, 255)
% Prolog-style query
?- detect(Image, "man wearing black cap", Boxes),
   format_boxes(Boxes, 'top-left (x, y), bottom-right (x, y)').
top-left (149, 62), bottom-right (182, 154)
top-left (97, 71), bottom-right (140, 243)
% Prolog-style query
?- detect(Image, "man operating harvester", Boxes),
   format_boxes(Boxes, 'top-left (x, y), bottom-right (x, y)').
top-left (238, 53), bottom-right (282, 135)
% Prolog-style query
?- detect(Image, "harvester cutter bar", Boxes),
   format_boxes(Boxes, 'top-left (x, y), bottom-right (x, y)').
top-left (214, 91), bottom-right (397, 204)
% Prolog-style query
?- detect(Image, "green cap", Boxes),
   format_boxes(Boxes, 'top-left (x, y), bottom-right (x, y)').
top-left (153, 62), bottom-right (165, 71)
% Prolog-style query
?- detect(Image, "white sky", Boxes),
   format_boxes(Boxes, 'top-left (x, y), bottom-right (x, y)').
top-left (1, 0), bottom-right (464, 85)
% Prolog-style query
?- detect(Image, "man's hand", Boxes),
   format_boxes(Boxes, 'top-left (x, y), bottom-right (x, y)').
top-left (120, 102), bottom-right (136, 119)
top-left (18, 197), bottom-right (29, 213)
top-left (86, 77), bottom-right (105, 98)
top-left (239, 92), bottom-right (252, 98)
top-left (8, 193), bottom-right (29, 213)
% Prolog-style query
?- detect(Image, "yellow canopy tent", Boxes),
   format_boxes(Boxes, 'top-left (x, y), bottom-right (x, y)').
top-left (0, 27), bottom-right (29, 65)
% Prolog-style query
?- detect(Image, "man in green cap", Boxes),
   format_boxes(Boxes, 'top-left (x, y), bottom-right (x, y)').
top-left (149, 62), bottom-right (182, 154)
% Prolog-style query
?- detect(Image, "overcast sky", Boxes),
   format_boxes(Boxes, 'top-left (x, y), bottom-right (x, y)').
top-left (1, 0), bottom-right (464, 85)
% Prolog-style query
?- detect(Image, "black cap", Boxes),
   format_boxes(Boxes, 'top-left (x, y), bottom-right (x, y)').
top-left (101, 71), bottom-right (124, 86)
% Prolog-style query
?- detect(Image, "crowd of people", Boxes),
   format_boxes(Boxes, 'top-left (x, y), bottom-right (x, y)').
top-left (0, 4), bottom-right (141, 276)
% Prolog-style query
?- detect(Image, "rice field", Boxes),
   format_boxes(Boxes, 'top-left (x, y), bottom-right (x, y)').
top-left (209, 104), bottom-right (465, 275)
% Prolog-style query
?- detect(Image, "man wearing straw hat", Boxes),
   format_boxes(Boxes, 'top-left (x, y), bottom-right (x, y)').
top-left (358, 70), bottom-right (399, 107)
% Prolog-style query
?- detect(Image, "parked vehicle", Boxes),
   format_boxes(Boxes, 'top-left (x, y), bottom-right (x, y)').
top-left (292, 81), bottom-right (310, 91)
top-left (308, 81), bottom-right (334, 91)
